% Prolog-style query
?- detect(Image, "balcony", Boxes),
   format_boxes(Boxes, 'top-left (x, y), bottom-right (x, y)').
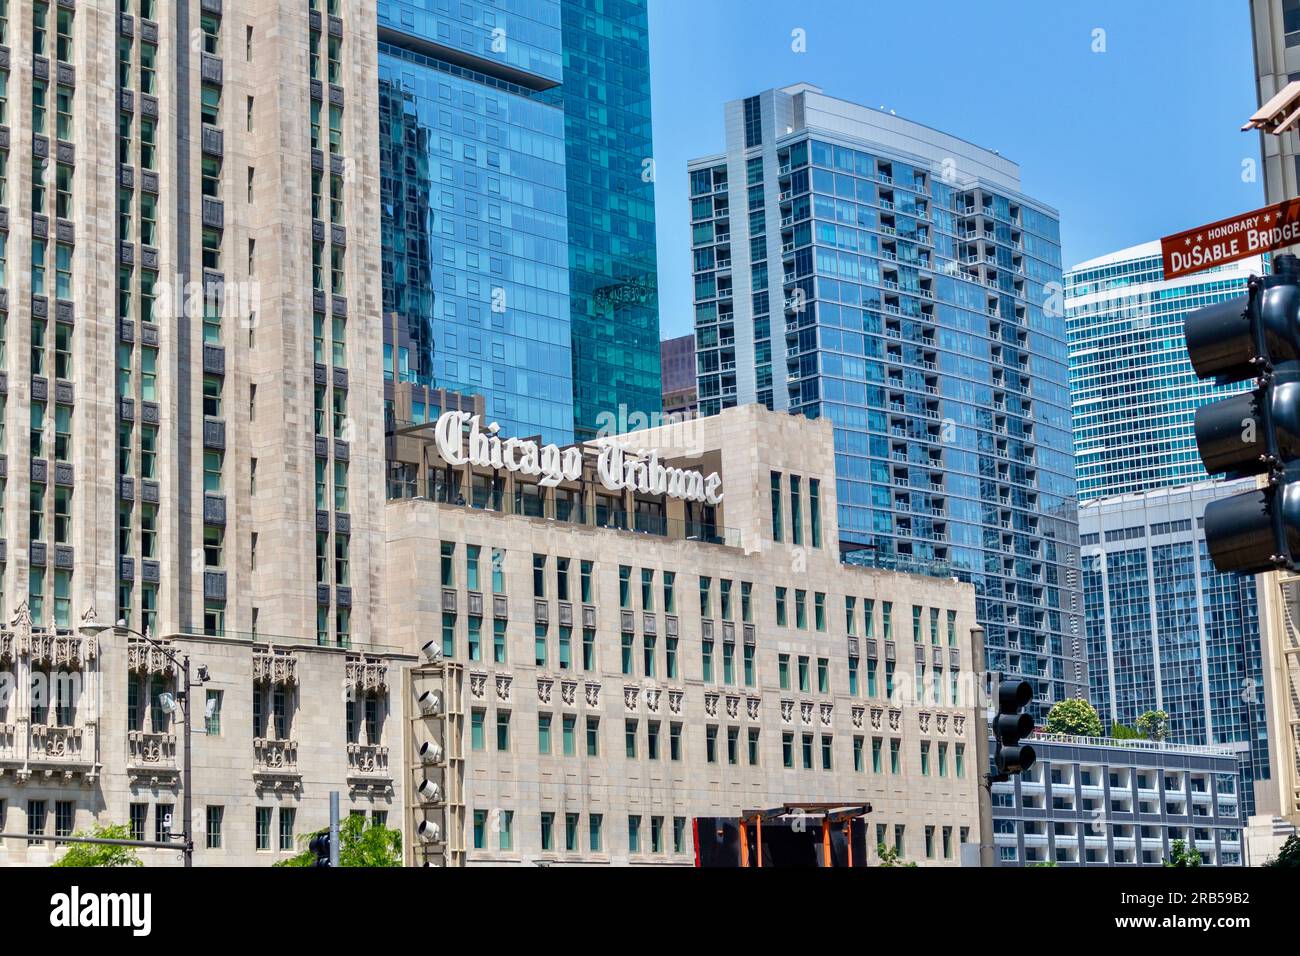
top-left (127, 729), bottom-right (179, 786)
top-left (254, 737), bottom-right (301, 793)
top-left (346, 742), bottom-right (394, 796)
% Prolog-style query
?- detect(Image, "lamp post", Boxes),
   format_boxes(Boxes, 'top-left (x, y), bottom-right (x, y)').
top-left (80, 615), bottom-right (199, 868)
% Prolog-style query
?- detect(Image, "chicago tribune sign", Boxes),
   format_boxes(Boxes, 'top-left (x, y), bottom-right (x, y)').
top-left (433, 411), bottom-right (723, 504)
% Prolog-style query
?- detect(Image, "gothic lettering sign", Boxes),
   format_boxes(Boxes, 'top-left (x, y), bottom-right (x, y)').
top-left (433, 411), bottom-right (723, 504)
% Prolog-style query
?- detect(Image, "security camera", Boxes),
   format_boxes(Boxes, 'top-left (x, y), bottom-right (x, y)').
top-left (421, 640), bottom-right (443, 663)
top-left (417, 778), bottom-right (442, 803)
top-left (197, 665), bottom-right (211, 683)
top-left (417, 819), bottom-right (441, 843)
top-left (417, 690), bottom-right (442, 715)
top-left (419, 740), bottom-right (444, 764)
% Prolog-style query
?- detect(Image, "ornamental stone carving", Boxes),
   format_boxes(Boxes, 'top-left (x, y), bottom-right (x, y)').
top-left (870, 707), bottom-right (883, 730)
top-left (585, 681), bottom-right (601, 707)
top-left (704, 692), bottom-right (719, 718)
top-left (725, 695), bottom-right (739, 719)
top-left (936, 713), bottom-right (948, 734)
top-left (820, 703), bottom-right (833, 726)
top-left (345, 657), bottom-right (388, 695)
top-left (624, 686), bottom-right (639, 711)
top-left (128, 639), bottom-right (175, 677)
top-left (253, 649), bottom-right (297, 686)
top-left (537, 677), bottom-right (553, 705)
top-left (494, 674), bottom-right (512, 701)
top-left (954, 714), bottom-right (966, 736)
top-left (781, 699), bottom-right (794, 723)
top-left (469, 672), bottom-right (487, 699)
top-left (668, 690), bottom-right (683, 715)
top-left (800, 701), bottom-right (813, 725)
top-left (644, 687), bottom-right (661, 713)
top-left (918, 711), bottom-right (931, 734)
top-left (852, 705), bottom-right (864, 728)
top-left (560, 680), bottom-right (577, 707)
top-left (888, 708), bottom-right (901, 732)
top-left (746, 697), bottom-right (761, 720)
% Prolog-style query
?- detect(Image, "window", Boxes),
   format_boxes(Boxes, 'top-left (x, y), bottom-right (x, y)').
top-left (628, 815), bottom-right (641, 854)
top-left (747, 727), bottom-right (760, 766)
top-left (495, 710), bottom-right (510, 752)
top-left (770, 471), bottom-right (782, 540)
top-left (206, 806), bottom-right (224, 849)
top-left (540, 812), bottom-right (554, 852)
top-left (470, 709), bottom-right (485, 751)
top-left (809, 478), bottom-right (821, 547)
top-left (205, 690), bottom-right (222, 735)
top-left (705, 725), bottom-right (717, 763)
top-left (586, 716), bottom-right (600, 757)
top-left (782, 732), bottom-right (794, 768)
top-left (778, 654), bottom-right (789, 690)
top-left (251, 809), bottom-right (271, 851)
top-left (589, 814), bottom-right (603, 853)
top-left (624, 719), bottom-right (638, 759)
top-left (537, 712), bottom-right (552, 755)
top-left (561, 714), bottom-right (576, 756)
top-left (278, 808), bottom-right (296, 851)
top-left (775, 587), bottom-right (787, 626)
top-left (790, 475), bottom-right (803, 545)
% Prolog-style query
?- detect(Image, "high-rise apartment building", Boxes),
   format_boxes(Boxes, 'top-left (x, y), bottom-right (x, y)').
top-left (1065, 243), bottom-right (1275, 819)
top-left (1066, 242), bottom-right (1264, 501)
top-left (687, 84), bottom-right (1081, 715)
top-left (376, 0), bottom-right (660, 446)
top-left (1077, 482), bottom-right (1271, 817)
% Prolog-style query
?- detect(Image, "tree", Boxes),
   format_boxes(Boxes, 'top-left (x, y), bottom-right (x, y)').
top-left (1109, 723), bottom-right (1142, 740)
top-left (1029, 860), bottom-right (1058, 867)
top-left (1264, 834), bottom-right (1300, 868)
top-left (275, 814), bottom-right (402, 868)
top-left (1044, 698), bottom-right (1103, 738)
top-left (51, 824), bottom-right (143, 868)
top-left (875, 843), bottom-right (917, 868)
top-left (1135, 710), bottom-right (1169, 742)
top-left (1163, 839), bottom-right (1203, 868)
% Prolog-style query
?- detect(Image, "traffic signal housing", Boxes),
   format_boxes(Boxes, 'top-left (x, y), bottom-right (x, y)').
top-left (1186, 254), bottom-right (1300, 574)
top-left (309, 831), bottom-right (331, 868)
top-left (992, 679), bottom-right (1035, 779)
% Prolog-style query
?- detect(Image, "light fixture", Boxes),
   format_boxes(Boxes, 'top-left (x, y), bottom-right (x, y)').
top-left (421, 640), bottom-right (443, 663)
top-left (417, 690), bottom-right (442, 715)
top-left (417, 778), bottom-right (442, 803)
top-left (197, 665), bottom-right (211, 683)
top-left (158, 693), bottom-right (178, 715)
top-left (205, 696), bottom-right (219, 720)
top-left (419, 740), bottom-right (444, 764)
top-left (77, 621), bottom-right (114, 638)
top-left (416, 819), bottom-right (441, 843)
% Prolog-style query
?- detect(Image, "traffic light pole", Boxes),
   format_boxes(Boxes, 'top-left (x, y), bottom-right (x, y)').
top-left (971, 628), bottom-right (996, 868)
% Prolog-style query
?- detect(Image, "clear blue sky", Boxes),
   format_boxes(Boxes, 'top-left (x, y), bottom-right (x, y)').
top-left (647, 0), bottom-right (1265, 338)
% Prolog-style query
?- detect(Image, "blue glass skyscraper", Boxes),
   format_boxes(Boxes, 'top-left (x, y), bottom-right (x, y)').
top-left (377, 0), bottom-right (660, 446)
top-left (688, 85), bottom-right (1083, 714)
top-left (1066, 243), bottom-right (1272, 815)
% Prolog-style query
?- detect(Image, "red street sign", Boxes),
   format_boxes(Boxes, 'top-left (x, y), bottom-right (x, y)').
top-left (1160, 198), bottom-right (1300, 279)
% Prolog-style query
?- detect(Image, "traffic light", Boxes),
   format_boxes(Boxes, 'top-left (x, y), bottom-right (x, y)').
top-left (309, 830), bottom-right (331, 868)
top-left (1185, 253), bottom-right (1300, 574)
top-left (992, 679), bottom-right (1035, 779)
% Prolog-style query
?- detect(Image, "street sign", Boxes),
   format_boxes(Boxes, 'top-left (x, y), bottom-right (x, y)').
top-left (1160, 198), bottom-right (1300, 280)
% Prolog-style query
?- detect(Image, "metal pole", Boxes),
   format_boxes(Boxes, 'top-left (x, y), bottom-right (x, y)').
top-left (0, 831), bottom-right (186, 850)
top-left (971, 627), bottom-right (996, 868)
top-left (182, 655), bottom-right (193, 868)
top-left (329, 791), bottom-right (340, 867)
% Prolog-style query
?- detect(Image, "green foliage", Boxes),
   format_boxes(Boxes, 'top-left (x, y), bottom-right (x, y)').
top-left (1135, 710), bottom-right (1169, 742)
top-left (1109, 723), bottom-right (1142, 740)
top-left (1265, 834), bottom-right (1300, 868)
top-left (1029, 860), bottom-right (1058, 867)
top-left (51, 824), bottom-right (143, 868)
top-left (275, 814), bottom-right (402, 868)
top-left (1044, 698), bottom-right (1103, 738)
top-left (1162, 839), bottom-right (1203, 868)
top-left (875, 842), bottom-right (917, 868)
